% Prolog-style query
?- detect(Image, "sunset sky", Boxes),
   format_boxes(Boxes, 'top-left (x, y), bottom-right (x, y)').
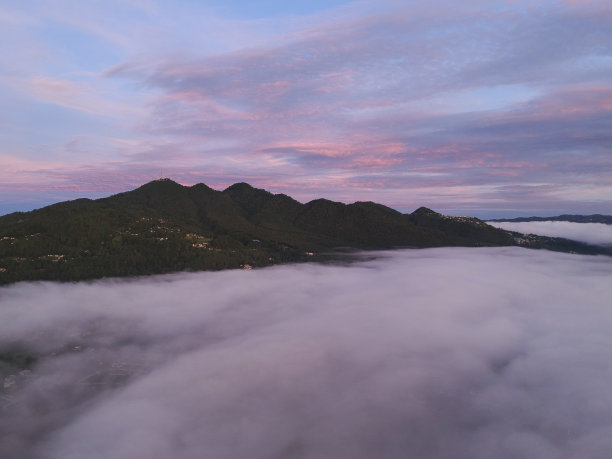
top-left (1, 0), bottom-right (611, 218)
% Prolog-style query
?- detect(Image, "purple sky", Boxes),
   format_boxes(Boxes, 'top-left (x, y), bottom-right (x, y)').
top-left (1, 0), bottom-right (611, 218)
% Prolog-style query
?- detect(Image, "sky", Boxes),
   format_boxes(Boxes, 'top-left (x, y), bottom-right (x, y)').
top-left (2, 247), bottom-right (612, 458)
top-left (1, 0), bottom-right (611, 218)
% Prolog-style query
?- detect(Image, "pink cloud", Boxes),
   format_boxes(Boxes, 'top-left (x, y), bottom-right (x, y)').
top-left (531, 87), bottom-right (612, 118)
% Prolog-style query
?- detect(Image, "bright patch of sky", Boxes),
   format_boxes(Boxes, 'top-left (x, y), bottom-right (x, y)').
top-left (208, 0), bottom-right (357, 19)
top-left (410, 84), bottom-right (542, 115)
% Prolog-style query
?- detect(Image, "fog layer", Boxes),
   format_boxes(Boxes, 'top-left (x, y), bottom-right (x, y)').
top-left (1, 248), bottom-right (612, 459)
top-left (490, 221), bottom-right (612, 245)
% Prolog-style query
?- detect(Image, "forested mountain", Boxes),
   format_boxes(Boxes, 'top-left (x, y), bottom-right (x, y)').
top-left (0, 179), bottom-right (607, 284)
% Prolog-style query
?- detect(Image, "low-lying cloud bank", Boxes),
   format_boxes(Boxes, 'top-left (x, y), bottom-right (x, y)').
top-left (490, 221), bottom-right (612, 246)
top-left (1, 248), bottom-right (612, 459)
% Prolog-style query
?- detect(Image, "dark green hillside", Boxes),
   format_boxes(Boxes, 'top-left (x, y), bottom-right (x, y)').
top-left (294, 200), bottom-right (439, 247)
top-left (407, 207), bottom-right (515, 246)
top-left (1, 179), bottom-right (607, 285)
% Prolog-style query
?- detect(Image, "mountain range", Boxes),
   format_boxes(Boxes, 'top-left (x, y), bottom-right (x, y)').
top-left (1, 179), bottom-right (609, 284)
top-left (488, 215), bottom-right (612, 224)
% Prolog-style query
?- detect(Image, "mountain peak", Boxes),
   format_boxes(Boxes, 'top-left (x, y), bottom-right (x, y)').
top-left (189, 182), bottom-right (214, 191)
top-left (224, 182), bottom-right (255, 192)
top-left (137, 178), bottom-right (184, 190)
top-left (411, 207), bottom-right (439, 216)
top-left (223, 183), bottom-right (274, 201)
top-left (149, 177), bottom-right (179, 185)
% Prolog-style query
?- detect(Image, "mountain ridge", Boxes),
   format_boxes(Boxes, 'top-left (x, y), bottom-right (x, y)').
top-left (488, 214), bottom-right (612, 225)
top-left (1, 179), bottom-right (608, 285)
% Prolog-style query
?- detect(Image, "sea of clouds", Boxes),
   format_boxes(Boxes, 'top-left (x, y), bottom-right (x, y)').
top-left (1, 247), bottom-right (612, 459)
top-left (489, 221), bottom-right (612, 246)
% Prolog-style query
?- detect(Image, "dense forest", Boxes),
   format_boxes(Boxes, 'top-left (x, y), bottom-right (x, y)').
top-left (1, 179), bottom-right (608, 285)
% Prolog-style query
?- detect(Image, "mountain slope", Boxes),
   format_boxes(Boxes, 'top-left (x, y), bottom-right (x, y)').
top-left (0, 179), bottom-right (604, 284)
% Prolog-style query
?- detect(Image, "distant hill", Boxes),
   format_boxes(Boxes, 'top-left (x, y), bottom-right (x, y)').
top-left (488, 214), bottom-right (612, 224)
top-left (0, 179), bottom-right (608, 284)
